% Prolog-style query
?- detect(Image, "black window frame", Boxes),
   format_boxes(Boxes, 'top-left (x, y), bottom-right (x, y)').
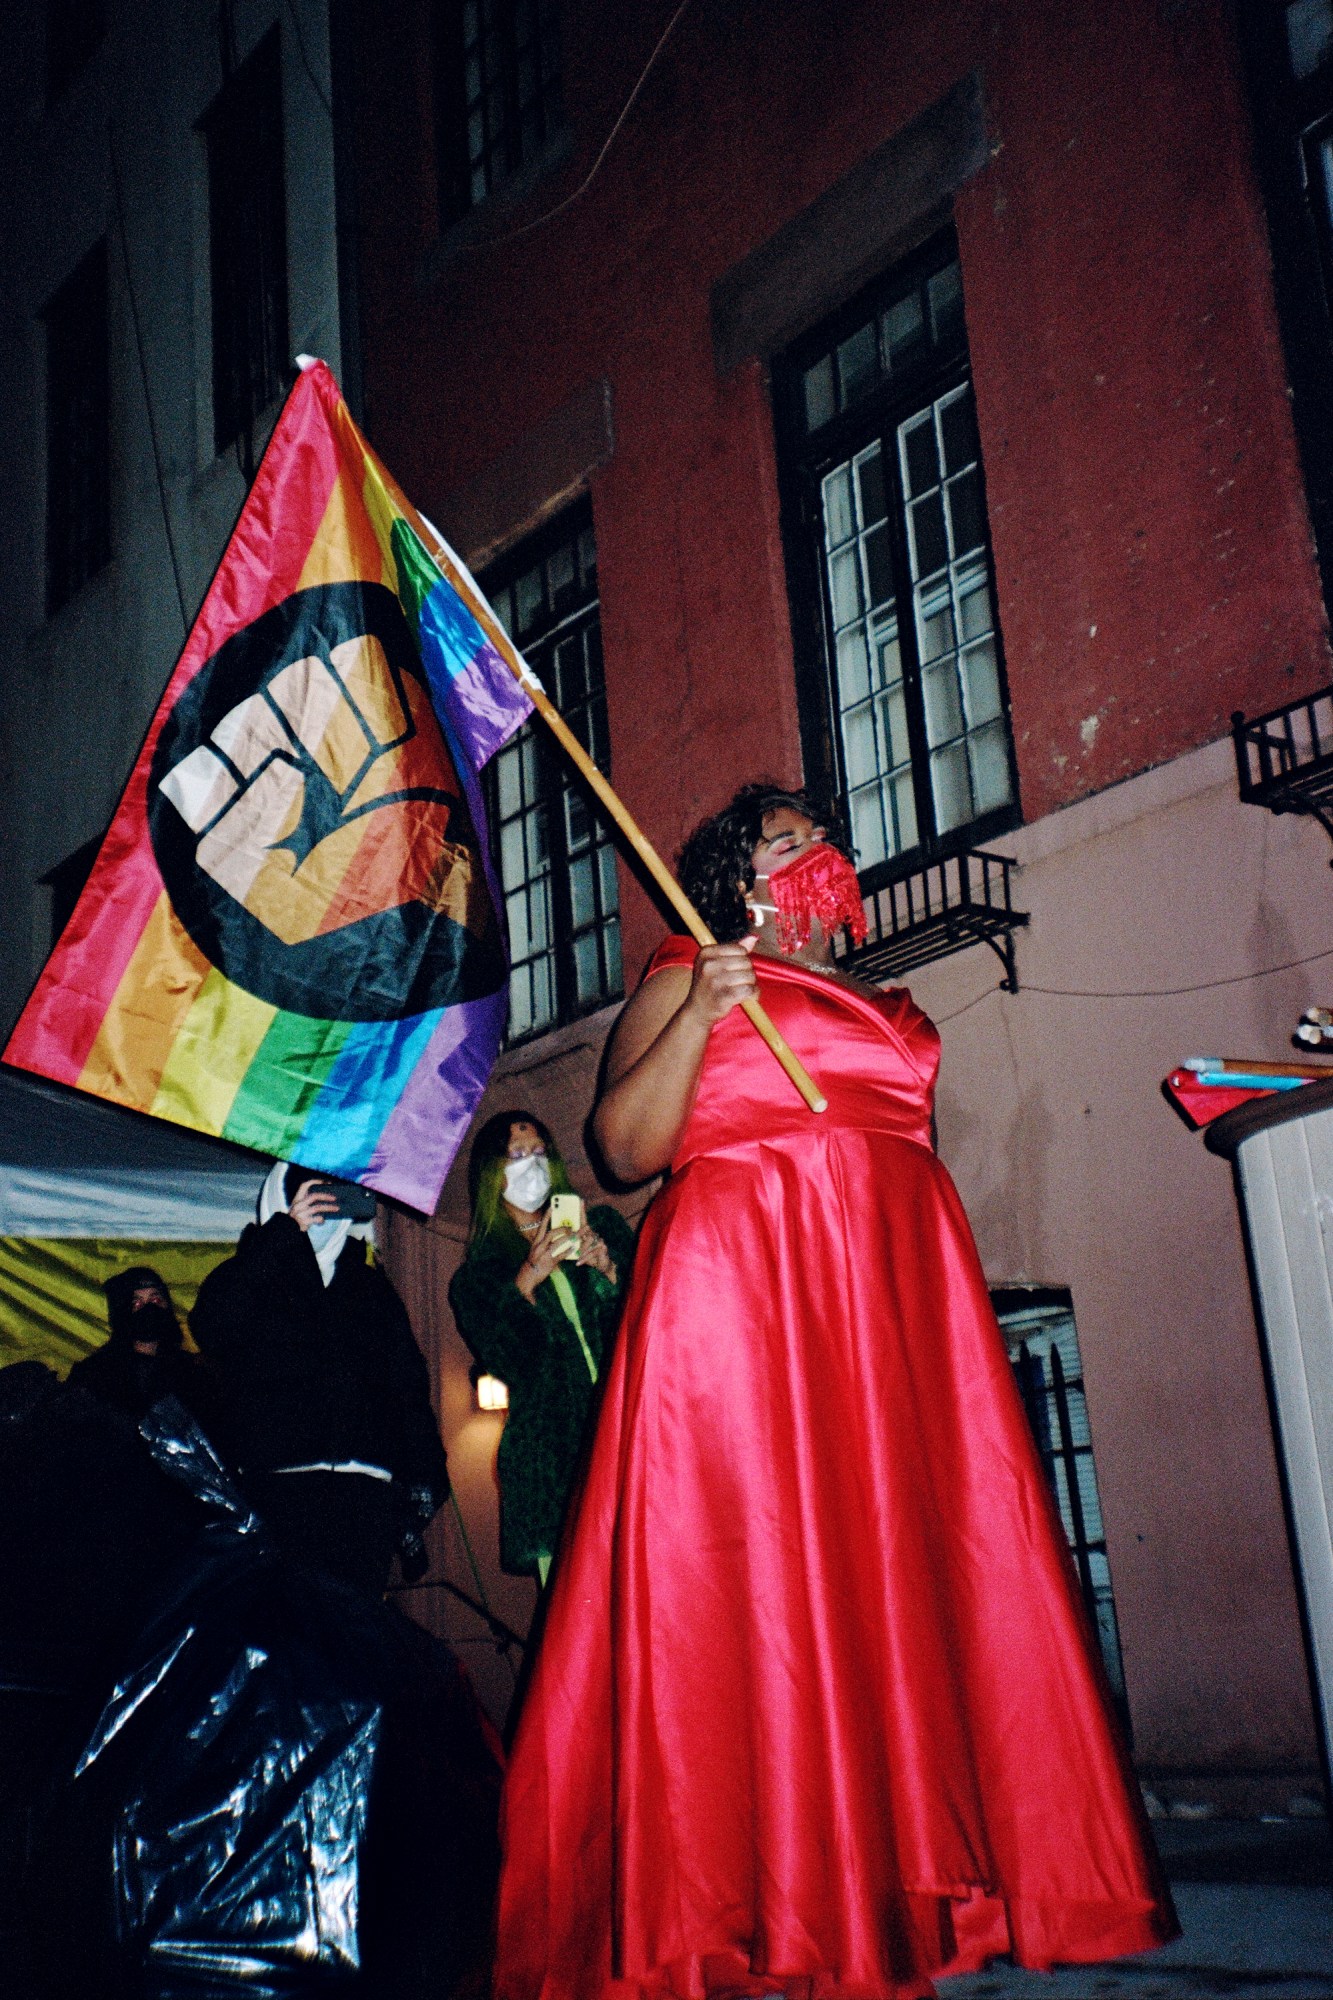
top-left (200, 27), bottom-right (290, 462)
top-left (432, 0), bottom-right (565, 230)
top-left (43, 237), bottom-right (111, 619)
top-left (992, 1285), bottom-right (1131, 1734)
top-left (1238, 2), bottom-right (1333, 616)
top-left (480, 497), bottom-right (623, 1045)
top-left (772, 229), bottom-right (1020, 897)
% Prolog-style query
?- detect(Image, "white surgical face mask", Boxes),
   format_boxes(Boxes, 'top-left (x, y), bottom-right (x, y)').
top-left (504, 1152), bottom-right (552, 1213)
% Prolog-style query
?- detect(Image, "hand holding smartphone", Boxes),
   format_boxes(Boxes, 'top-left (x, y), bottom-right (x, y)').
top-left (310, 1178), bottom-right (378, 1221)
top-left (547, 1193), bottom-right (584, 1258)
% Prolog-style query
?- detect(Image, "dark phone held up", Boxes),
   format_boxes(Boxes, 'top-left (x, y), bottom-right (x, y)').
top-left (314, 1179), bottom-right (378, 1222)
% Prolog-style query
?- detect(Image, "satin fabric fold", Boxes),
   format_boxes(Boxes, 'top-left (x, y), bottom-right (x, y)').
top-left (495, 940), bottom-right (1175, 1998)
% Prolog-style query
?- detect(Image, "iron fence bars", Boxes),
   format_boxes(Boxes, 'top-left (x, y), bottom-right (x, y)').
top-left (1048, 1343), bottom-right (1099, 1621)
top-left (1233, 687), bottom-right (1333, 851)
top-left (836, 845), bottom-right (1028, 989)
top-left (1002, 1307), bottom-right (1131, 1737)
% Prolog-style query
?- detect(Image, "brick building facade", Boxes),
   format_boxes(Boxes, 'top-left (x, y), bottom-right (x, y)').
top-left (341, 0), bottom-right (1332, 1796)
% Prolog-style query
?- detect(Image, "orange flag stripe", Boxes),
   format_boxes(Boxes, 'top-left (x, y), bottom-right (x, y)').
top-left (296, 464), bottom-right (389, 594)
top-left (78, 892), bottom-right (212, 1110)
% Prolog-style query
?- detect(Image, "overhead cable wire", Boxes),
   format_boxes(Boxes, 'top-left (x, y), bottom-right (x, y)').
top-left (934, 983), bottom-right (1005, 1025)
top-left (1021, 941), bottom-right (1333, 998)
top-left (390, 1574), bottom-right (527, 1653)
top-left (478, 0), bottom-right (697, 246)
top-left (930, 942), bottom-right (1333, 1026)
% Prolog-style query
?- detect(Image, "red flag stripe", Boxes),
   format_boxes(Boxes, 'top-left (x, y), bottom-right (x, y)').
top-left (9, 380), bottom-right (343, 1079)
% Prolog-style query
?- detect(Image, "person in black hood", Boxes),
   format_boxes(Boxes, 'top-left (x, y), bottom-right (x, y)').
top-left (68, 1266), bottom-right (210, 1424)
top-left (189, 1163), bottom-right (450, 1595)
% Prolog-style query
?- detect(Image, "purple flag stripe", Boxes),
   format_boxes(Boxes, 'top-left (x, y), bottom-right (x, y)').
top-left (362, 985), bottom-right (510, 1210)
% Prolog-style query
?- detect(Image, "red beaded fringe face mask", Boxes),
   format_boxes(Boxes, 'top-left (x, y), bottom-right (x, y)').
top-left (765, 842), bottom-right (867, 955)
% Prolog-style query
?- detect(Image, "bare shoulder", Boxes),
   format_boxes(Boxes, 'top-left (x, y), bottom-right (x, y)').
top-left (603, 967), bottom-right (693, 1083)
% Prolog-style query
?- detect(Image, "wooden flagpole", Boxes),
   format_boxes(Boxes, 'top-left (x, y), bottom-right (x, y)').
top-left (505, 669), bottom-right (826, 1112)
top-left (321, 378), bottom-right (824, 1110)
top-left (425, 536), bottom-right (828, 1114)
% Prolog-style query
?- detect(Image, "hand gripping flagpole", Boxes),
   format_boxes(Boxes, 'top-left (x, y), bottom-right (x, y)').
top-left (511, 673), bottom-right (828, 1113)
top-left (416, 525), bottom-right (828, 1114)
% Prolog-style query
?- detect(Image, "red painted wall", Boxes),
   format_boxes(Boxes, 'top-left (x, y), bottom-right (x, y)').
top-left (353, 0), bottom-right (1329, 981)
top-left (960, 0), bottom-right (1331, 820)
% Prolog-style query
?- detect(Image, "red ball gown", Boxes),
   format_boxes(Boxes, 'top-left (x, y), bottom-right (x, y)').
top-left (494, 940), bottom-right (1175, 1999)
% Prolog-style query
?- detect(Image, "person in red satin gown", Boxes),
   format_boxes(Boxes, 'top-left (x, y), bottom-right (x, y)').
top-left (494, 785), bottom-right (1176, 2000)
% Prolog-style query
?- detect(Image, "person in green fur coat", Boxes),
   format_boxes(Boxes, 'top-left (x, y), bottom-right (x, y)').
top-left (450, 1111), bottom-right (635, 1586)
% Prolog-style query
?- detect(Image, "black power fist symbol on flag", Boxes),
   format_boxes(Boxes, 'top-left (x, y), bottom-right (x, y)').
top-left (149, 583), bottom-right (506, 1020)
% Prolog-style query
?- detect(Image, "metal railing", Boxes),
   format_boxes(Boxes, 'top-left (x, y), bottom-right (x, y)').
top-left (837, 846), bottom-right (1029, 990)
top-left (1233, 687), bottom-right (1333, 846)
top-left (1010, 1335), bottom-right (1130, 1732)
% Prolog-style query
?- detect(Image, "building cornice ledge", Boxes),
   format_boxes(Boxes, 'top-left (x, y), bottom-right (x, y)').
top-left (1009, 737), bottom-right (1237, 871)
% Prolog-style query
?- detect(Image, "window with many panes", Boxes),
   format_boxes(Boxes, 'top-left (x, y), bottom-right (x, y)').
top-left (1280, 0), bottom-right (1333, 301)
top-left (201, 30), bottom-right (289, 459)
top-left (433, 0), bottom-right (563, 228)
top-left (774, 232), bottom-right (1018, 886)
top-left (993, 1288), bottom-right (1129, 1729)
top-left (1239, 1), bottom-right (1333, 607)
top-left (483, 502), bottom-right (622, 1042)
top-left (44, 238), bottom-right (111, 617)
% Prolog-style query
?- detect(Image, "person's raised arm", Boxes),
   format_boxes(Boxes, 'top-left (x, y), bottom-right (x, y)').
top-left (592, 941), bottom-right (757, 1183)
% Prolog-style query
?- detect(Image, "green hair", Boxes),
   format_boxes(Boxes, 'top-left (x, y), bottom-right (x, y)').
top-left (466, 1109), bottom-right (576, 1263)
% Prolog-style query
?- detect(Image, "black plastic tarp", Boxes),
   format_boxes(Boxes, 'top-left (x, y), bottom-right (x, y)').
top-left (5, 1390), bottom-right (501, 1999)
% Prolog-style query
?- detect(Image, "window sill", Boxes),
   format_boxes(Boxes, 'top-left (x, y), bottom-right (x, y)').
top-left (854, 802), bottom-right (1022, 903)
top-left (493, 994), bottom-right (624, 1071)
top-left (420, 125), bottom-right (575, 285)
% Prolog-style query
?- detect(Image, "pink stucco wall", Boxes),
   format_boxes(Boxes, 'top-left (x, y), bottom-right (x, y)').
top-left (384, 741), bottom-right (1328, 1780)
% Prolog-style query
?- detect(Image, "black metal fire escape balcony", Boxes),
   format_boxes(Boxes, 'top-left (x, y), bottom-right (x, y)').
top-left (835, 846), bottom-right (1029, 991)
top-left (1233, 687), bottom-right (1333, 851)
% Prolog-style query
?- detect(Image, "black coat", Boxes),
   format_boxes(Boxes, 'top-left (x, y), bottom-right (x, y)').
top-left (66, 1339), bottom-right (213, 1428)
top-left (190, 1215), bottom-right (448, 1514)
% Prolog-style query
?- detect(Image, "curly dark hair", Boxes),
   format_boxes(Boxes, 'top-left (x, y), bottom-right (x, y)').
top-left (675, 782), bottom-right (852, 942)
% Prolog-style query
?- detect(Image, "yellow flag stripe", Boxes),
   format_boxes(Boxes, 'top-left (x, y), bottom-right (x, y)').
top-left (151, 969), bottom-right (278, 1134)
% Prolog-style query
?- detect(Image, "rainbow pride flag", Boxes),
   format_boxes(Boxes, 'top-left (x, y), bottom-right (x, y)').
top-left (4, 359), bottom-right (534, 1212)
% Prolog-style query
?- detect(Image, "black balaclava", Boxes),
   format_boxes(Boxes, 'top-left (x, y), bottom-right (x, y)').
top-left (102, 1267), bottom-right (182, 1352)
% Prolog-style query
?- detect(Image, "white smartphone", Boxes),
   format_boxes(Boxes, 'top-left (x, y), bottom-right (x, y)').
top-left (548, 1192), bottom-right (584, 1257)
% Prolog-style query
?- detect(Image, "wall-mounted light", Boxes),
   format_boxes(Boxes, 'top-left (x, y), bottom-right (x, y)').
top-left (475, 1373), bottom-right (509, 1412)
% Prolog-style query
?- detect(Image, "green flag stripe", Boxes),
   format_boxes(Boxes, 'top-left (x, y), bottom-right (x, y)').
top-left (390, 516), bottom-right (438, 636)
top-left (221, 1009), bottom-right (355, 1154)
